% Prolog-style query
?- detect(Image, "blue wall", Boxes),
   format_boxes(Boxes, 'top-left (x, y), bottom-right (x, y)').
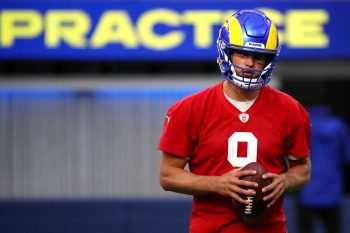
top-left (0, 199), bottom-right (192, 233)
top-left (1, 195), bottom-right (349, 233)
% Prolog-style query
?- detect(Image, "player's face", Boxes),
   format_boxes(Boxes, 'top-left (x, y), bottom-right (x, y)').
top-left (230, 51), bottom-right (267, 78)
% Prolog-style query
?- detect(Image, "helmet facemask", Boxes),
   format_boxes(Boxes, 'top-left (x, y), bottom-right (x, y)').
top-left (228, 49), bottom-right (277, 90)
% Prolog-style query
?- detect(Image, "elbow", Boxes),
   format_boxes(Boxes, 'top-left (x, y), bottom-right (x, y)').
top-left (304, 158), bottom-right (311, 183)
top-left (301, 159), bottom-right (312, 188)
top-left (287, 157), bottom-right (311, 190)
top-left (159, 176), bottom-right (168, 191)
top-left (159, 170), bottom-right (172, 191)
top-left (301, 172), bottom-right (311, 188)
top-left (304, 164), bottom-right (311, 185)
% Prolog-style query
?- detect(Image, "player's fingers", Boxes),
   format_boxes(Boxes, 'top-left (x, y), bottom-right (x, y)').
top-left (237, 170), bottom-right (257, 177)
top-left (262, 173), bottom-right (276, 180)
top-left (230, 184), bottom-right (256, 196)
top-left (262, 189), bottom-right (274, 202)
top-left (239, 188), bottom-right (256, 196)
top-left (263, 174), bottom-right (287, 193)
top-left (261, 181), bottom-right (275, 193)
top-left (236, 179), bottom-right (258, 188)
top-left (263, 181), bottom-right (284, 204)
top-left (231, 193), bottom-right (251, 205)
top-left (261, 173), bottom-right (279, 193)
top-left (262, 181), bottom-right (281, 200)
top-left (267, 198), bottom-right (277, 208)
top-left (267, 188), bottom-right (284, 208)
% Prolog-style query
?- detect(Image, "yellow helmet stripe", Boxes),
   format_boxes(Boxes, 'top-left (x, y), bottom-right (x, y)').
top-left (266, 22), bottom-right (278, 50)
top-left (227, 17), bottom-right (244, 46)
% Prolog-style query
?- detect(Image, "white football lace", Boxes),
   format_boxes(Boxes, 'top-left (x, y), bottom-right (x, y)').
top-left (245, 196), bottom-right (254, 214)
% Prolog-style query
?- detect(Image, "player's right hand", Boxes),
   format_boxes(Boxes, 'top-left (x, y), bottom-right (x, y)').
top-left (215, 169), bottom-right (258, 205)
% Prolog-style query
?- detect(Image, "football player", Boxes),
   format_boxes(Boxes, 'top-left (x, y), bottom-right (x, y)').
top-left (298, 100), bottom-right (350, 233)
top-left (158, 9), bottom-right (311, 233)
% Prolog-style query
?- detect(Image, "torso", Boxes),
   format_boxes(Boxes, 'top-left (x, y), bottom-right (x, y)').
top-left (158, 82), bottom-right (310, 233)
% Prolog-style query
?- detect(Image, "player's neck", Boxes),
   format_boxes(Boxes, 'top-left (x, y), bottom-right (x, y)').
top-left (223, 80), bottom-right (260, 102)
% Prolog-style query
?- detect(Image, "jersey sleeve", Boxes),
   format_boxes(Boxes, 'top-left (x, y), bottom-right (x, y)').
top-left (158, 100), bottom-right (197, 158)
top-left (285, 102), bottom-right (311, 158)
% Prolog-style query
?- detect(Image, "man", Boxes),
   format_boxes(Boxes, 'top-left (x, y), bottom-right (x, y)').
top-left (298, 104), bottom-right (350, 233)
top-left (158, 9), bottom-right (311, 233)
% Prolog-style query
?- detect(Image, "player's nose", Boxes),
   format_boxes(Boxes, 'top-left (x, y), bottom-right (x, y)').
top-left (244, 56), bottom-right (254, 67)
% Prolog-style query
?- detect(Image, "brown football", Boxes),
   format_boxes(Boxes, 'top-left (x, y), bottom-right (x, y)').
top-left (232, 162), bottom-right (272, 223)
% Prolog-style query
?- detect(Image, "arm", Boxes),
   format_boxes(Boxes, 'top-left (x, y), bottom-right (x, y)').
top-left (159, 151), bottom-right (258, 204)
top-left (262, 157), bottom-right (311, 207)
top-left (283, 157), bottom-right (311, 191)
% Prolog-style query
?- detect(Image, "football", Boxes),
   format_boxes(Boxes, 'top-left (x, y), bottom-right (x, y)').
top-left (232, 162), bottom-right (272, 223)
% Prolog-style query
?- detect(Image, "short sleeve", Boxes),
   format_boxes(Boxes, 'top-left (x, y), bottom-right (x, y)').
top-left (158, 100), bottom-right (196, 158)
top-left (285, 102), bottom-right (311, 158)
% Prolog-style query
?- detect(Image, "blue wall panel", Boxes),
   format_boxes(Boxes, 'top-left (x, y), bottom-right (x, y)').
top-left (0, 197), bottom-right (349, 233)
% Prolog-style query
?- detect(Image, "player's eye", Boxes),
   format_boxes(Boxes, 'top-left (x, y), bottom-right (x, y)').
top-left (234, 51), bottom-right (247, 58)
top-left (253, 54), bottom-right (265, 61)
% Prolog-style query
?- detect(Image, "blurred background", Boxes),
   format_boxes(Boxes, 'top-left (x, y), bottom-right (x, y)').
top-left (1, 1), bottom-right (350, 233)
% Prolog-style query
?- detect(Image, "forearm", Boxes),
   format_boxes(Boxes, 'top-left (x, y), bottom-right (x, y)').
top-left (160, 165), bottom-right (218, 195)
top-left (282, 157), bottom-right (311, 192)
top-left (160, 152), bottom-right (265, 204)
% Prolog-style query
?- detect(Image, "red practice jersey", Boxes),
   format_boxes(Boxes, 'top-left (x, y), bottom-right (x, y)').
top-left (158, 82), bottom-right (310, 233)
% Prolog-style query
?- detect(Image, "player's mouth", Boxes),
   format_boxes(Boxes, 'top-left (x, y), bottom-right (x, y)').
top-left (243, 71), bottom-right (254, 77)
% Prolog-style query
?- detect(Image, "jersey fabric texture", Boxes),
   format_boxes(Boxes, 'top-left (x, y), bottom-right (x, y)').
top-left (299, 105), bottom-right (350, 207)
top-left (158, 82), bottom-right (310, 233)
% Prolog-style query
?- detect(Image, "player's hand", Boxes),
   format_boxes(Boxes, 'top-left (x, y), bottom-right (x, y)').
top-left (261, 173), bottom-right (288, 208)
top-left (215, 169), bottom-right (258, 205)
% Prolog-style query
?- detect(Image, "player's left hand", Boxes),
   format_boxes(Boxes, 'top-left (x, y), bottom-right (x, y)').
top-left (261, 173), bottom-right (288, 208)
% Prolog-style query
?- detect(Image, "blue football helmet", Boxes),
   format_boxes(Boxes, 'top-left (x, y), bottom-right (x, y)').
top-left (217, 9), bottom-right (280, 90)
